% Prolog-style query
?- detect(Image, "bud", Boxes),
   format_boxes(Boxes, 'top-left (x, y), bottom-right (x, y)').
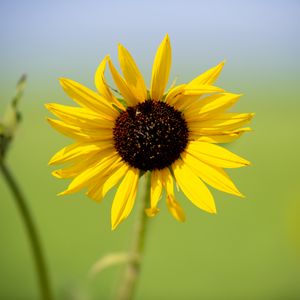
top-left (0, 74), bottom-right (27, 161)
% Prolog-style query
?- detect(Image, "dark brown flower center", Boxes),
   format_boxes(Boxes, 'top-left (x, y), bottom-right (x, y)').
top-left (113, 100), bottom-right (189, 171)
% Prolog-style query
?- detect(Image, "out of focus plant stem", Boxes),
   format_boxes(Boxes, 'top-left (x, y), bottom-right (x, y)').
top-left (115, 172), bottom-right (151, 300)
top-left (0, 75), bottom-right (54, 300)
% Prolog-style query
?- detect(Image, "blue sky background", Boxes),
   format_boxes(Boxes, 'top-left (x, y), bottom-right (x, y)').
top-left (1, 0), bottom-right (299, 91)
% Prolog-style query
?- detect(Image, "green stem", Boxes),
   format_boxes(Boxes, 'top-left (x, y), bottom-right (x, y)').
top-left (116, 172), bottom-right (151, 300)
top-left (0, 162), bottom-right (54, 300)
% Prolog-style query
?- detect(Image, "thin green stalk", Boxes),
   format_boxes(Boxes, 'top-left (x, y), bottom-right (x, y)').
top-left (116, 172), bottom-right (151, 300)
top-left (0, 162), bottom-right (54, 300)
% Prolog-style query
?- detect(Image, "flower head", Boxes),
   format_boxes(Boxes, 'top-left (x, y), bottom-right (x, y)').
top-left (46, 34), bottom-right (253, 230)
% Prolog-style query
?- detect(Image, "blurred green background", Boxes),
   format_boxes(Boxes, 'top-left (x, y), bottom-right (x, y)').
top-left (1, 0), bottom-right (300, 299)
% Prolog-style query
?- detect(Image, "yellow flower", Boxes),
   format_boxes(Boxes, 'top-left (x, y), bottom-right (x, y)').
top-left (46, 34), bottom-right (253, 230)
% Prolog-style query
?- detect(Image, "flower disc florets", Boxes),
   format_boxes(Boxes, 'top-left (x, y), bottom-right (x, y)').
top-left (113, 100), bottom-right (189, 171)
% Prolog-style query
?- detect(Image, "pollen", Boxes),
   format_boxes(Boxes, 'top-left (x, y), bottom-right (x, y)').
top-left (113, 100), bottom-right (189, 171)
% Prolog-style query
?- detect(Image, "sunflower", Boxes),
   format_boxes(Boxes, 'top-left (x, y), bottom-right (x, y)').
top-left (46, 34), bottom-right (253, 230)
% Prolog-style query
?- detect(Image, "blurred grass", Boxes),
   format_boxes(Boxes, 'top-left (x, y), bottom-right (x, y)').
top-left (1, 70), bottom-right (300, 300)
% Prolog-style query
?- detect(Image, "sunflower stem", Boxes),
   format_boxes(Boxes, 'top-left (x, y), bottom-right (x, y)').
top-left (116, 171), bottom-right (151, 300)
top-left (0, 162), bottom-right (54, 300)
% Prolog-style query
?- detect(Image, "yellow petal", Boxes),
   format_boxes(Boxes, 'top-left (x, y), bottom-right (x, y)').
top-left (86, 162), bottom-right (129, 202)
top-left (184, 93), bottom-right (242, 121)
top-left (111, 167), bottom-right (140, 230)
top-left (52, 154), bottom-right (99, 179)
top-left (183, 85), bottom-right (224, 96)
top-left (187, 141), bottom-right (250, 168)
top-left (182, 152), bottom-right (243, 197)
top-left (172, 160), bottom-right (216, 213)
top-left (49, 143), bottom-right (89, 166)
top-left (191, 128), bottom-right (251, 143)
top-left (45, 103), bottom-right (114, 128)
top-left (150, 34), bottom-right (172, 101)
top-left (165, 76), bottom-right (179, 95)
top-left (59, 152), bottom-right (120, 195)
top-left (118, 44), bottom-right (147, 102)
top-left (145, 169), bottom-right (163, 217)
top-left (59, 78), bottom-right (118, 120)
top-left (165, 84), bottom-right (186, 106)
top-left (101, 163), bottom-right (130, 199)
top-left (189, 113), bottom-right (254, 132)
top-left (47, 118), bottom-right (91, 141)
top-left (161, 168), bottom-right (185, 222)
top-left (47, 118), bottom-right (113, 142)
top-left (166, 85), bottom-right (223, 111)
top-left (187, 61), bottom-right (225, 86)
top-left (94, 55), bottom-right (125, 110)
top-left (145, 207), bottom-right (160, 218)
top-left (168, 86), bottom-right (225, 112)
top-left (166, 88), bottom-right (203, 113)
top-left (108, 57), bottom-right (140, 106)
top-left (172, 94), bottom-right (201, 111)
top-left (84, 175), bottom-right (110, 202)
top-left (49, 142), bottom-right (112, 166)
top-left (166, 195), bottom-right (186, 222)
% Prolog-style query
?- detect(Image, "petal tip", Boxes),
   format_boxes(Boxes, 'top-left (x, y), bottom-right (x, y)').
top-left (48, 160), bottom-right (54, 166)
top-left (178, 215), bottom-right (186, 222)
top-left (111, 222), bottom-right (118, 231)
top-left (58, 77), bottom-right (67, 85)
top-left (235, 189), bottom-right (246, 198)
top-left (145, 208), bottom-right (160, 217)
top-left (118, 43), bottom-right (124, 51)
top-left (52, 170), bottom-right (62, 178)
top-left (103, 54), bottom-right (110, 61)
top-left (208, 204), bottom-right (217, 214)
top-left (57, 190), bottom-right (67, 196)
top-left (44, 103), bottom-right (52, 110)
